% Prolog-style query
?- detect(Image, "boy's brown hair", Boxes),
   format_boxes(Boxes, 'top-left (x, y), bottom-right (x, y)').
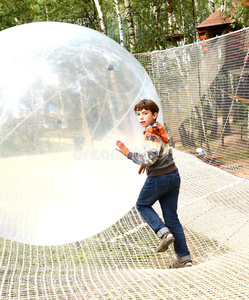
top-left (134, 99), bottom-right (159, 114)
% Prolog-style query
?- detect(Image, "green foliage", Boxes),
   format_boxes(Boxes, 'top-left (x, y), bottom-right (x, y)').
top-left (225, 0), bottom-right (249, 28)
top-left (0, 0), bottom-right (227, 52)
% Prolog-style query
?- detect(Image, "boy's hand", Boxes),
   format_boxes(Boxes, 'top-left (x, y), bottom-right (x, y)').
top-left (116, 140), bottom-right (130, 157)
top-left (138, 165), bottom-right (146, 175)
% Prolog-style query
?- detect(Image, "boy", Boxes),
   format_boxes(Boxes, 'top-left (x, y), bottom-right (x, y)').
top-left (116, 99), bottom-right (192, 269)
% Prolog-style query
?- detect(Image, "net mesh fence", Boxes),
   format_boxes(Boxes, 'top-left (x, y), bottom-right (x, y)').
top-left (1, 28), bottom-right (249, 299)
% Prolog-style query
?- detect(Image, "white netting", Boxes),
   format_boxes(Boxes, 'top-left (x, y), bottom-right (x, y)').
top-left (1, 27), bottom-right (249, 299)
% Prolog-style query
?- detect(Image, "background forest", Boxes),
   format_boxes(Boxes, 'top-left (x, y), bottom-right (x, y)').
top-left (0, 0), bottom-right (249, 53)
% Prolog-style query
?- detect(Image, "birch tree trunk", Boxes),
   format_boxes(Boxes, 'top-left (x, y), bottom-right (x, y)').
top-left (153, 0), bottom-right (163, 49)
top-left (180, 0), bottom-right (186, 44)
top-left (209, 0), bottom-right (215, 14)
top-left (191, 0), bottom-right (196, 42)
top-left (124, 0), bottom-right (136, 53)
top-left (114, 0), bottom-right (124, 47)
top-left (45, 3), bottom-right (49, 21)
top-left (167, 0), bottom-right (176, 35)
top-left (93, 0), bottom-right (106, 34)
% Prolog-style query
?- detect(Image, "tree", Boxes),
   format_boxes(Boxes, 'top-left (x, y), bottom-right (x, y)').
top-left (209, 0), bottom-right (215, 14)
top-left (114, 0), bottom-right (124, 47)
top-left (93, 0), bottom-right (106, 34)
top-left (0, 0), bottom-right (34, 30)
top-left (225, 0), bottom-right (249, 28)
top-left (0, 0), bottom-right (226, 53)
top-left (153, 0), bottom-right (163, 49)
top-left (180, 0), bottom-right (187, 44)
top-left (124, 0), bottom-right (136, 53)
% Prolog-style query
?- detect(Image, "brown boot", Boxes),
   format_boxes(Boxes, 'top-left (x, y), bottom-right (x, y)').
top-left (155, 232), bottom-right (175, 253)
top-left (169, 259), bottom-right (193, 269)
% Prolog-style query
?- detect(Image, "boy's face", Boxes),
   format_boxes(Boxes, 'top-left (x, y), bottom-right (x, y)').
top-left (135, 109), bottom-right (158, 128)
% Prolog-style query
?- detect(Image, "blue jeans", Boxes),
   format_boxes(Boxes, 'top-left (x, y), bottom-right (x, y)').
top-left (136, 170), bottom-right (190, 259)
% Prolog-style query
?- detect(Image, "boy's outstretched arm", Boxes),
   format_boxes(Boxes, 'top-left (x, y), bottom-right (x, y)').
top-left (116, 140), bottom-right (146, 175)
top-left (116, 140), bottom-right (130, 157)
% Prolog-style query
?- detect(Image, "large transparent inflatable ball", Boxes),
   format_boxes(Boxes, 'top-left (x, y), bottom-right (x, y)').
top-left (0, 22), bottom-right (162, 245)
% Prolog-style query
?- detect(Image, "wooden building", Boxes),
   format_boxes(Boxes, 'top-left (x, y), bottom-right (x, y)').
top-left (196, 9), bottom-right (234, 40)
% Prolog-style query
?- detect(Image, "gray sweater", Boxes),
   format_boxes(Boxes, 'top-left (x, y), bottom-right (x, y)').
top-left (127, 125), bottom-right (177, 176)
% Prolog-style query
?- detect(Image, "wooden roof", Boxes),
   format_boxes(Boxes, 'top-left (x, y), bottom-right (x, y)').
top-left (196, 9), bottom-right (233, 29)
